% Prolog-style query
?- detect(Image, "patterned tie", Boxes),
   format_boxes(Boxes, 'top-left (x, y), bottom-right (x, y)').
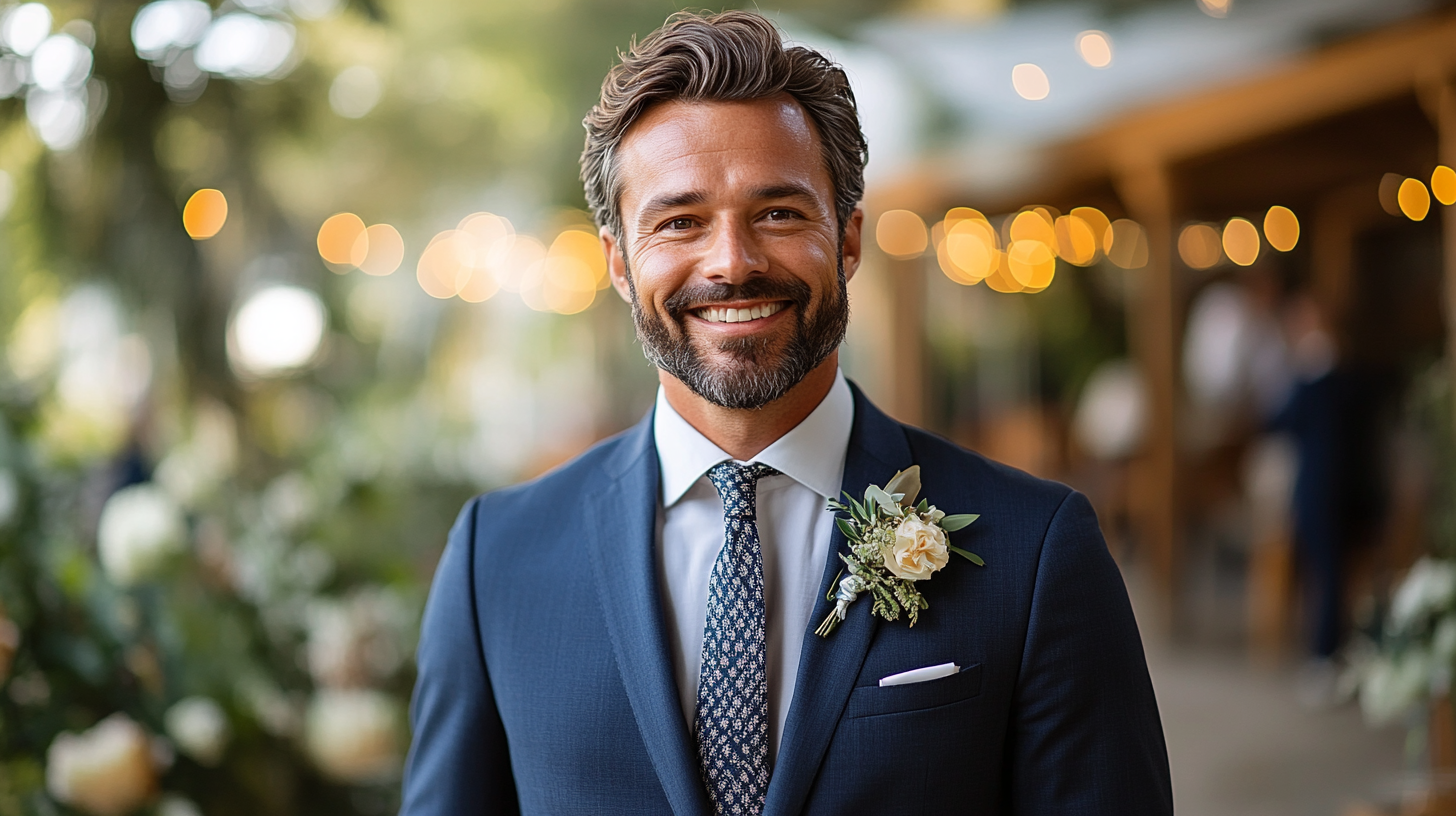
top-left (696, 460), bottom-right (779, 816)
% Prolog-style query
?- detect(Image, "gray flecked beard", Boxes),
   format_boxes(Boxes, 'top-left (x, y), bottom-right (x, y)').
top-left (627, 258), bottom-right (850, 410)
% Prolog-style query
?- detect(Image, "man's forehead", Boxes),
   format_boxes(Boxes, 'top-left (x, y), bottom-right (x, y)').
top-left (615, 97), bottom-right (829, 213)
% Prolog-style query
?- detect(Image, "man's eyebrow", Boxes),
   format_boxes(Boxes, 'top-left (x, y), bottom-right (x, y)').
top-left (637, 190), bottom-right (708, 222)
top-left (749, 183), bottom-right (819, 202)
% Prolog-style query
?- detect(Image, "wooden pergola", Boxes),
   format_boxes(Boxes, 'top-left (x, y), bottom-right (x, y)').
top-left (871, 8), bottom-right (1456, 620)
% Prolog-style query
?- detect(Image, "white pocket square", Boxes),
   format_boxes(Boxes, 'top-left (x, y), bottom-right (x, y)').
top-left (878, 662), bottom-right (960, 687)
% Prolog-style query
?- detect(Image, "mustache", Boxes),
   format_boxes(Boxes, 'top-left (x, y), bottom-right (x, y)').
top-left (662, 276), bottom-right (813, 322)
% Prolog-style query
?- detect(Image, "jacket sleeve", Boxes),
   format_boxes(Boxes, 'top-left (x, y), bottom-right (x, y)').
top-left (400, 498), bottom-right (519, 816)
top-left (1006, 490), bottom-right (1173, 815)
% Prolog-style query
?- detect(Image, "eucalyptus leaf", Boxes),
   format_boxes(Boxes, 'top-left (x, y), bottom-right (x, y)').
top-left (884, 465), bottom-right (922, 507)
top-left (835, 517), bottom-right (859, 542)
top-left (865, 485), bottom-right (903, 517)
top-left (940, 513), bottom-right (979, 531)
top-left (949, 545), bottom-right (985, 566)
top-left (917, 498), bottom-right (929, 513)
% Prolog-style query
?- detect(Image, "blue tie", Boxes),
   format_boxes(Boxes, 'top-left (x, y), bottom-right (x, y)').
top-left (696, 460), bottom-right (778, 815)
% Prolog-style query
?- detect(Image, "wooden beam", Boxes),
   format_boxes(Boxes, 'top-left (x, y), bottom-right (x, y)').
top-left (1057, 11), bottom-right (1456, 183)
top-left (1426, 76), bottom-right (1456, 435)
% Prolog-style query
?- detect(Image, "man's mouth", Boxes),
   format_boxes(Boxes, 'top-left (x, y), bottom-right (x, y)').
top-left (690, 302), bottom-right (786, 324)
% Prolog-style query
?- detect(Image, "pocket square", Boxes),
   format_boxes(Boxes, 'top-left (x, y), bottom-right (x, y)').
top-left (878, 662), bottom-right (960, 687)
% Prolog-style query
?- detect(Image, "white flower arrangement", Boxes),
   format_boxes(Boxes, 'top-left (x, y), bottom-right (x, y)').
top-left (816, 466), bottom-right (983, 637)
top-left (1356, 557), bottom-right (1456, 725)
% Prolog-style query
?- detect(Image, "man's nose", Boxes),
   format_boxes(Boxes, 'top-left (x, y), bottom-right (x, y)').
top-left (699, 218), bottom-right (767, 285)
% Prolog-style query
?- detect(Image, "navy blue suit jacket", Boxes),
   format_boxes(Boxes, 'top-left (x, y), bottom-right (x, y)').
top-left (401, 385), bottom-right (1172, 815)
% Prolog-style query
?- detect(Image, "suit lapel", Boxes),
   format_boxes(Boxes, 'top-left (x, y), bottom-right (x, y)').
top-left (764, 387), bottom-right (913, 816)
top-left (586, 413), bottom-right (711, 816)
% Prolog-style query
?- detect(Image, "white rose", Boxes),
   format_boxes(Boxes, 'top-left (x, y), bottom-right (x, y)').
top-left (303, 689), bottom-right (402, 783)
top-left (97, 484), bottom-right (185, 587)
top-left (164, 696), bottom-right (230, 766)
top-left (883, 515), bottom-right (950, 581)
top-left (45, 713), bottom-right (159, 816)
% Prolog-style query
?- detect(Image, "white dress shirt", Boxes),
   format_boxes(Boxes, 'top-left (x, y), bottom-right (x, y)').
top-left (653, 370), bottom-right (854, 760)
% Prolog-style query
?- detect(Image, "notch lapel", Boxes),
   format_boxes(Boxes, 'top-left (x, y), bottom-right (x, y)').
top-left (586, 414), bottom-right (711, 816)
top-left (764, 387), bottom-right (914, 816)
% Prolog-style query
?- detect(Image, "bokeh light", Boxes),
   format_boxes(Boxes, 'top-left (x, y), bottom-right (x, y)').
top-left (1054, 215), bottom-right (1099, 265)
top-left (131, 1), bottom-right (212, 63)
top-left (416, 231), bottom-right (476, 300)
top-left (549, 229), bottom-right (610, 290)
top-left (1398, 177), bottom-right (1431, 221)
top-left (1071, 207), bottom-right (1112, 252)
top-left (317, 213), bottom-right (366, 269)
top-left (228, 286), bottom-right (326, 378)
top-left (1106, 219), bottom-right (1149, 269)
top-left (492, 234), bottom-right (546, 293)
top-left (876, 209), bottom-right (928, 258)
top-left (1433, 166), bottom-right (1456, 206)
top-left (357, 224), bottom-right (403, 276)
top-left (1177, 224), bottom-right (1222, 269)
top-left (1012, 63), bottom-right (1049, 101)
top-left (2, 4), bottom-right (51, 57)
top-left (194, 12), bottom-right (295, 80)
top-left (1076, 31), bottom-right (1113, 68)
top-left (31, 34), bottom-right (92, 92)
top-left (1263, 206), bottom-right (1299, 252)
top-left (1197, 0), bottom-right (1231, 18)
top-left (1010, 209), bottom-right (1056, 247)
top-left (1007, 240), bottom-right (1056, 290)
top-left (983, 250), bottom-right (1024, 293)
top-left (941, 217), bottom-right (997, 284)
top-left (182, 189), bottom-right (228, 240)
top-left (1222, 217), bottom-right (1260, 266)
top-left (329, 66), bottom-right (381, 119)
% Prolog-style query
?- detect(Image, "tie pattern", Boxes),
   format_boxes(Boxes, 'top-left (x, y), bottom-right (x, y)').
top-left (696, 461), bottom-right (779, 815)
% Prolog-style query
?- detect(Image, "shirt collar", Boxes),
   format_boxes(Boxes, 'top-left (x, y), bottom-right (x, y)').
top-left (654, 369), bottom-right (854, 507)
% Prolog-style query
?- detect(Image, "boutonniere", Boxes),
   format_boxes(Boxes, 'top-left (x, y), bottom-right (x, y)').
top-left (815, 465), bottom-right (983, 637)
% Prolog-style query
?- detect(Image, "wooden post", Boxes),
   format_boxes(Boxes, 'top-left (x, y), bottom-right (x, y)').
top-left (1116, 160), bottom-right (1180, 615)
top-left (1437, 80), bottom-right (1456, 435)
top-left (885, 255), bottom-right (926, 427)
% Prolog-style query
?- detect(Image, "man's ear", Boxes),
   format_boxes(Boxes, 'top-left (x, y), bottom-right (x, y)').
top-left (841, 207), bottom-right (864, 283)
top-left (600, 227), bottom-right (633, 303)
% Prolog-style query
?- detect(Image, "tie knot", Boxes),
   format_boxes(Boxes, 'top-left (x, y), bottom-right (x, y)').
top-left (706, 461), bottom-right (779, 519)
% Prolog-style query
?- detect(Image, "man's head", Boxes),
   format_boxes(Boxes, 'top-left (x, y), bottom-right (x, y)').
top-left (581, 11), bottom-right (867, 410)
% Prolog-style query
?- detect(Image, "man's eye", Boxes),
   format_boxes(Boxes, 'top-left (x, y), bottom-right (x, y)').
top-left (666, 218), bottom-right (694, 231)
top-left (766, 209), bottom-right (799, 221)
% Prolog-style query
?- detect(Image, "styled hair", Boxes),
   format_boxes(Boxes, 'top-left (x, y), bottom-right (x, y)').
top-left (580, 10), bottom-right (867, 242)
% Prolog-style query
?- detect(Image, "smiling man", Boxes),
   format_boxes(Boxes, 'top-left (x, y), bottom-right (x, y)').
top-left (400, 11), bottom-right (1172, 816)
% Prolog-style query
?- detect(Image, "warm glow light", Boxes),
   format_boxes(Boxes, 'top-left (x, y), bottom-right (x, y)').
top-left (983, 251), bottom-right (1024, 293)
top-left (941, 218), bottom-right (998, 284)
top-left (183, 189), bottom-right (227, 239)
top-left (944, 207), bottom-right (986, 228)
top-left (1012, 63), bottom-right (1049, 101)
top-left (1076, 30), bottom-right (1113, 68)
top-left (1222, 217), bottom-right (1260, 266)
top-left (540, 256), bottom-right (597, 314)
top-left (1007, 240), bottom-right (1056, 290)
top-left (1399, 178), bottom-right (1432, 221)
top-left (876, 209), bottom-right (928, 258)
top-left (1433, 166), bottom-right (1456, 206)
top-left (317, 213), bottom-right (366, 267)
top-left (550, 229), bottom-right (610, 290)
top-left (1106, 220), bottom-right (1149, 269)
top-left (356, 224), bottom-right (403, 276)
top-left (1071, 207), bottom-right (1112, 252)
top-left (1054, 215), bottom-right (1099, 265)
top-left (1263, 206), bottom-right (1299, 252)
top-left (1197, 0), bottom-right (1230, 18)
top-left (228, 285), bottom-right (326, 378)
top-left (1009, 209), bottom-right (1056, 247)
top-left (493, 235), bottom-right (546, 292)
top-left (416, 231), bottom-right (474, 299)
top-left (1177, 224), bottom-right (1222, 269)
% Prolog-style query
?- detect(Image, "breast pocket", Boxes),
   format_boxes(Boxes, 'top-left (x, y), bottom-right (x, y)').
top-left (844, 663), bottom-right (983, 719)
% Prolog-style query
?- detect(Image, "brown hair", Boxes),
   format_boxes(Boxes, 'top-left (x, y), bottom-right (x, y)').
top-left (580, 10), bottom-right (867, 243)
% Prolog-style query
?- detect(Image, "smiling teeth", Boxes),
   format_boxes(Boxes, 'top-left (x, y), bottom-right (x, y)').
top-left (698, 303), bottom-right (784, 323)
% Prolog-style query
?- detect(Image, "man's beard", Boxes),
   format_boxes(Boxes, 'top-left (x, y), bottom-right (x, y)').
top-left (627, 259), bottom-right (850, 410)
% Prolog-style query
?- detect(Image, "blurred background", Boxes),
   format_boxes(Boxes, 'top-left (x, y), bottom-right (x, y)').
top-left (0, 0), bottom-right (1454, 813)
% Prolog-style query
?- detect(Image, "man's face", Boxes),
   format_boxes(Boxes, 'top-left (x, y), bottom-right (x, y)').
top-left (602, 96), bottom-right (863, 410)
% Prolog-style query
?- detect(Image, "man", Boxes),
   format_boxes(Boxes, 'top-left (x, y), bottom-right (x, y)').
top-left (401, 11), bottom-right (1171, 816)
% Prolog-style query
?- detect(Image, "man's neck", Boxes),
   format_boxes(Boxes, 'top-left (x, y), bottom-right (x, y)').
top-left (659, 353), bottom-right (840, 462)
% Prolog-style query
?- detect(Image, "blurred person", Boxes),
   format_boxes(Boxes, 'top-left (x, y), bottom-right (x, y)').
top-left (401, 11), bottom-right (1170, 816)
top-left (1272, 293), bottom-right (1388, 704)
